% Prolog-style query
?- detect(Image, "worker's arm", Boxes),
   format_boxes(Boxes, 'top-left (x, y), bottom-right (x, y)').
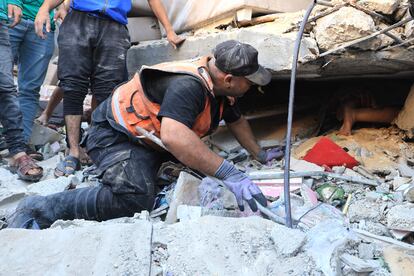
top-left (226, 116), bottom-right (261, 159)
top-left (161, 117), bottom-right (223, 176)
top-left (34, 0), bottom-right (63, 38)
top-left (147, 0), bottom-right (185, 49)
top-left (227, 116), bottom-right (284, 163)
top-left (160, 117), bottom-right (267, 211)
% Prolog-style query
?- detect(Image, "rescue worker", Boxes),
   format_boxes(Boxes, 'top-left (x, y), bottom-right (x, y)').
top-left (8, 40), bottom-right (281, 229)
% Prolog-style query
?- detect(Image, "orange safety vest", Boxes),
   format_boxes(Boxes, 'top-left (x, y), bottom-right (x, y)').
top-left (111, 56), bottom-right (224, 147)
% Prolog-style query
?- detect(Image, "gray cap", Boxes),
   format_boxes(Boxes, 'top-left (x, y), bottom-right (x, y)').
top-left (213, 40), bottom-right (272, 86)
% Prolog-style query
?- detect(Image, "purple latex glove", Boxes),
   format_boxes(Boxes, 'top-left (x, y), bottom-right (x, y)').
top-left (214, 160), bottom-right (267, 212)
top-left (257, 147), bottom-right (284, 164)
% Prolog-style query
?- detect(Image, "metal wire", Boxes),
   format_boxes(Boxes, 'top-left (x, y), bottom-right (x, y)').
top-left (283, 0), bottom-right (318, 228)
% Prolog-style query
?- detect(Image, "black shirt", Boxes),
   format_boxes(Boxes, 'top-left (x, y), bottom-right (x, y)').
top-left (142, 71), bottom-right (241, 133)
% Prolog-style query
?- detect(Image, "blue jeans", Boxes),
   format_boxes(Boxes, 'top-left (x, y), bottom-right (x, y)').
top-left (0, 23), bottom-right (26, 155)
top-left (9, 18), bottom-right (55, 141)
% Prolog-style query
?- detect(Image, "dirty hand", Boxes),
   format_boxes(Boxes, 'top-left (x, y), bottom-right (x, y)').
top-left (166, 31), bottom-right (185, 49)
top-left (256, 147), bottom-right (284, 164)
top-left (34, 7), bottom-right (51, 39)
top-left (54, 7), bottom-right (68, 23)
top-left (215, 160), bottom-right (267, 212)
top-left (7, 4), bottom-right (22, 28)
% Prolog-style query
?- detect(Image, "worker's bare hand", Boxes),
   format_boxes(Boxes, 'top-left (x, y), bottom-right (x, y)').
top-left (34, 7), bottom-right (51, 39)
top-left (166, 31), bottom-right (185, 49)
top-left (7, 4), bottom-right (22, 28)
top-left (54, 7), bottom-right (68, 23)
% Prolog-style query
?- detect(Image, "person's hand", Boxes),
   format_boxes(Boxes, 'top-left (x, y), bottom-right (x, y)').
top-left (54, 6), bottom-right (68, 23)
top-left (34, 7), bottom-right (51, 39)
top-left (257, 147), bottom-right (284, 164)
top-left (215, 160), bottom-right (267, 212)
top-left (7, 4), bottom-right (22, 28)
top-left (166, 31), bottom-right (185, 49)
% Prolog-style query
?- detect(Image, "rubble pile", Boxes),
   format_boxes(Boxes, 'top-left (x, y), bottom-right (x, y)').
top-left (2, 1), bottom-right (414, 275)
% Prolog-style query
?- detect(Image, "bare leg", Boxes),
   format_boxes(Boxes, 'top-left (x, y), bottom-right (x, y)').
top-left (65, 115), bottom-right (82, 159)
top-left (36, 86), bottom-right (64, 125)
top-left (339, 106), bottom-right (400, 136)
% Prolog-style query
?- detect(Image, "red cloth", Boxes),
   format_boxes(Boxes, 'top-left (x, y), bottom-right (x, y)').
top-left (303, 137), bottom-right (358, 168)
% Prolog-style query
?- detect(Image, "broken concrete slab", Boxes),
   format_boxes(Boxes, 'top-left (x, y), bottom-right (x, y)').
top-left (165, 172), bottom-right (202, 224)
top-left (340, 253), bottom-right (381, 273)
top-left (153, 215), bottom-right (317, 275)
top-left (270, 223), bottom-right (306, 257)
top-left (348, 199), bottom-right (387, 223)
top-left (387, 203), bottom-right (414, 231)
top-left (29, 123), bottom-right (63, 146)
top-left (357, 0), bottom-right (402, 15)
top-left (313, 7), bottom-right (382, 51)
top-left (127, 21), bottom-right (319, 76)
top-left (358, 243), bottom-right (375, 260)
top-left (127, 17), bottom-right (161, 43)
top-left (0, 220), bottom-right (153, 275)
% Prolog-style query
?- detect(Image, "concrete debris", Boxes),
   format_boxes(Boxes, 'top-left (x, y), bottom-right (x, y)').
top-left (357, 0), bottom-right (402, 15)
top-left (0, 220), bottom-right (153, 275)
top-left (394, 84), bottom-right (414, 138)
top-left (348, 199), bottom-right (388, 223)
top-left (340, 253), bottom-right (381, 272)
top-left (313, 7), bottom-right (382, 51)
top-left (387, 203), bottom-right (414, 231)
top-left (358, 242), bottom-right (376, 259)
top-left (270, 223), bottom-right (307, 257)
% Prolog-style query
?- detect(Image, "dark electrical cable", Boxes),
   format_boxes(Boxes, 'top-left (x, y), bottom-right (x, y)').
top-left (283, 0), bottom-right (317, 228)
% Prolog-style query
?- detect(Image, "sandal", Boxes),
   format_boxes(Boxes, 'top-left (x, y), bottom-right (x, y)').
top-left (54, 155), bottom-right (81, 177)
top-left (10, 155), bottom-right (43, 182)
top-left (25, 145), bottom-right (44, 161)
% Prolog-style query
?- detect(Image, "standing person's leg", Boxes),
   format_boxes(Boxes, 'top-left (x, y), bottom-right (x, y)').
top-left (0, 23), bottom-right (42, 181)
top-left (55, 11), bottom-right (93, 176)
top-left (91, 18), bottom-right (130, 107)
top-left (16, 19), bottom-right (54, 141)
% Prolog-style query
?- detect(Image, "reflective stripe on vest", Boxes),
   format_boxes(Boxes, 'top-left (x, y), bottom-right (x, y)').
top-left (110, 56), bottom-right (224, 146)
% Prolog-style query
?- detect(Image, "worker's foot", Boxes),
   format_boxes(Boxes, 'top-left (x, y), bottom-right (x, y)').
top-left (338, 105), bottom-right (355, 136)
top-left (10, 152), bottom-right (43, 182)
top-left (35, 112), bottom-right (50, 126)
top-left (54, 155), bottom-right (81, 177)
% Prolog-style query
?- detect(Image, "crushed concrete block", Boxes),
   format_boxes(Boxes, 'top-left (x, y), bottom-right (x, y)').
top-left (357, 0), bottom-right (402, 15)
top-left (0, 220), bottom-right (153, 275)
top-left (127, 17), bottom-right (161, 43)
top-left (165, 172), bottom-right (202, 224)
top-left (358, 243), bottom-right (375, 260)
top-left (387, 204), bottom-right (414, 231)
top-left (313, 7), bottom-right (382, 51)
top-left (356, 220), bottom-right (391, 236)
top-left (290, 157), bottom-right (324, 172)
top-left (271, 223), bottom-right (306, 257)
top-left (29, 123), bottom-right (63, 146)
top-left (177, 205), bottom-right (202, 221)
top-left (348, 200), bottom-right (386, 223)
top-left (127, 21), bottom-right (319, 76)
top-left (340, 253), bottom-right (381, 273)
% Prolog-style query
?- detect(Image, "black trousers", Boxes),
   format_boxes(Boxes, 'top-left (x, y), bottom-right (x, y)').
top-left (58, 10), bottom-right (130, 116)
top-left (85, 98), bottom-right (166, 220)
